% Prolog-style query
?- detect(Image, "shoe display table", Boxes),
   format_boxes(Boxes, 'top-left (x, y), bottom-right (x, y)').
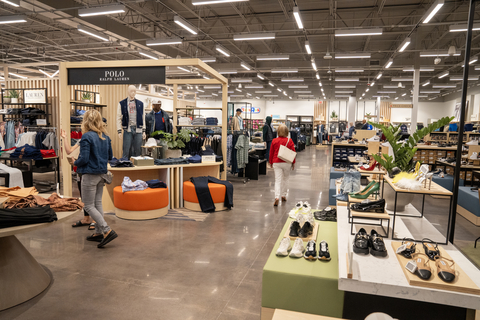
top-left (0, 203), bottom-right (80, 311)
top-left (336, 205), bottom-right (480, 319)
top-left (262, 218), bottom-right (344, 320)
top-left (435, 160), bottom-right (480, 187)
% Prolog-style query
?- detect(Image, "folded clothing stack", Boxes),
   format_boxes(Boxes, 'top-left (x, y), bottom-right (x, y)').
top-left (40, 149), bottom-right (56, 158)
top-left (109, 157), bottom-right (134, 168)
top-left (192, 117), bottom-right (206, 125)
top-left (187, 155), bottom-right (202, 163)
top-left (10, 144), bottom-right (43, 160)
top-left (122, 176), bottom-right (148, 193)
top-left (178, 117), bottom-right (192, 126)
top-left (76, 110), bottom-right (87, 117)
top-left (146, 179), bottom-right (167, 188)
top-left (0, 205), bottom-right (57, 229)
top-left (154, 158), bottom-right (189, 165)
top-left (70, 116), bottom-right (82, 124)
top-left (21, 107), bottom-right (45, 115)
top-left (6, 108), bottom-right (21, 115)
top-left (4, 193), bottom-right (84, 212)
top-left (206, 117), bottom-right (218, 126)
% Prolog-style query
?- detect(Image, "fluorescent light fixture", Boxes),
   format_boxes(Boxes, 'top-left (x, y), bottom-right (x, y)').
top-left (395, 97), bottom-right (399, 100)
top-left (139, 51), bottom-right (158, 60)
top-left (378, 91), bottom-right (396, 93)
top-left (318, 82), bottom-right (323, 87)
top-left (335, 53), bottom-right (371, 59)
top-left (256, 54), bottom-right (289, 61)
top-left (198, 95), bottom-right (213, 98)
top-left (420, 50), bottom-right (461, 57)
top-left (335, 69), bottom-right (364, 73)
top-left (305, 41), bottom-right (312, 54)
top-left (0, 15), bottom-right (27, 24)
top-left (449, 75), bottom-right (479, 81)
top-left (449, 23), bottom-right (480, 32)
top-left (336, 85), bottom-right (356, 88)
top-left (235, 88), bottom-right (242, 92)
top-left (174, 16), bottom-right (197, 35)
top-left (51, 70), bottom-right (59, 77)
top-left (216, 45), bottom-right (230, 57)
top-left (335, 28), bottom-right (383, 37)
top-left (335, 77), bottom-right (359, 81)
top-left (197, 89), bottom-right (205, 92)
top-left (335, 91), bottom-right (354, 93)
top-left (392, 78), bottom-right (414, 81)
top-left (376, 72), bottom-right (383, 79)
top-left (177, 66), bottom-right (190, 72)
top-left (204, 85), bottom-right (221, 89)
top-left (411, 95), bottom-right (428, 98)
top-left (422, 80), bottom-right (431, 86)
top-left (39, 69), bottom-right (58, 78)
top-left (298, 95), bottom-right (315, 97)
top-left (402, 93), bottom-right (407, 96)
top-left (469, 57), bottom-right (478, 64)
top-left (366, 88), bottom-right (370, 92)
top-left (385, 58), bottom-right (393, 68)
top-left (373, 95), bottom-right (390, 98)
top-left (421, 90), bottom-right (441, 93)
top-left (78, 4), bottom-right (125, 17)
top-left (264, 95), bottom-right (279, 97)
top-left (359, 97), bottom-right (363, 100)
top-left (257, 73), bottom-right (265, 80)
top-left (277, 88), bottom-right (283, 92)
top-left (255, 96), bottom-right (260, 99)
top-left (432, 85), bottom-right (456, 88)
top-left (146, 38), bottom-right (182, 46)
top-left (272, 68), bottom-right (298, 73)
top-left (200, 57), bottom-right (216, 63)
top-left (230, 95), bottom-right (244, 97)
top-left (9, 72), bottom-right (27, 79)
top-left (255, 91), bottom-right (272, 94)
top-left (246, 93), bottom-right (252, 96)
top-left (293, 6), bottom-right (303, 29)
top-left (294, 91), bottom-right (312, 93)
top-left (281, 78), bottom-right (304, 82)
top-left (218, 69), bottom-right (237, 74)
top-left (422, 0), bottom-right (444, 24)
top-left (289, 96), bottom-right (293, 99)
top-left (384, 85), bottom-right (405, 88)
top-left (370, 82), bottom-right (375, 86)
top-left (240, 62), bottom-right (251, 70)
top-left (283, 91), bottom-right (288, 96)
top-left (362, 93), bottom-right (365, 96)
top-left (77, 25), bottom-right (109, 41)
top-left (268, 81), bottom-right (274, 87)
top-left (311, 58), bottom-right (317, 71)
top-left (289, 85), bottom-right (308, 88)
top-left (398, 37), bottom-right (411, 52)
top-left (234, 33), bottom-right (275, 41)
top-left (335, 95), bottom-right (351, 98)
top-left (245, 85), bottom-right (264, 89)
top-left (402, 67), bottom-right (435, 72)
top-left (321, 88), bottom-right (324, 92)
top-left (316, 73), bottom-right (320, 80)
top-left (192, 0), bottom-right (248, 4)
top-left (476, 66), bottom-right (480, 71)
top-left (203, 75), bottom-right (210, 80)
top-left (230, 78), bottom-right (251, 83)
top-left (1, 0), bottom-right (20, 7)
top-left (437, 71), bottom-right (449, 78)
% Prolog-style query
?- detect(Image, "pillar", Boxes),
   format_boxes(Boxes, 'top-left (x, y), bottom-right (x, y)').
top-left (412, 68), bottom-right (420, 133)
top-left (347, 96), bottom-right (356, 126)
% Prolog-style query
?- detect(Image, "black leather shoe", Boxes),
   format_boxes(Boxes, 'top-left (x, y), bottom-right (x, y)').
top-left (351, 199), bottom-right (385, 213)
top-left (369, 230), bottom-right (387, 257)
top-left (86, 234), bottom-right (103, 242)
top-left (353, 228), bottom-right (369, 255)
top-left (298, 221), bottom-right (313, 238)
top-left (289, 221), bottom-right (300, 237)
top-left (97, 230), bottom-right (118, 248)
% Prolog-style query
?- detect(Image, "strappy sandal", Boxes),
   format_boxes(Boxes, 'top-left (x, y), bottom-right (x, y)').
top-left (88, 223), bottom-right (96, 231)
top-left (436, 257), bottom-right (456, 282)
top-left (412, 253), bottom-right (432, 280)
top-left (400, 238), bottom-right (417, 259)
top-left (422, 238), bottom-right (440, 261)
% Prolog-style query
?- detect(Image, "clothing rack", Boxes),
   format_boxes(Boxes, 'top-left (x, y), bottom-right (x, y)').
top-left (229, 130), bottom-right (249, 184)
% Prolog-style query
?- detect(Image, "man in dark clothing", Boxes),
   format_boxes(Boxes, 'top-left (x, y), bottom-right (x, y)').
top-left (361, 119), bottom-right (369, 130)
top-left (263, 116), bottom-right (274, 162)
top-left (146, 102), bottom-right (172, 138)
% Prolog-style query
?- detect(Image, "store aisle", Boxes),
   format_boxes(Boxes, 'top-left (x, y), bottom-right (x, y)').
top-left (0, 146), bottom-right (331, 320)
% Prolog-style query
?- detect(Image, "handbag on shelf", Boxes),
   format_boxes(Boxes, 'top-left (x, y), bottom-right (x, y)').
top-left (278, 138), bottom-right (297, 164)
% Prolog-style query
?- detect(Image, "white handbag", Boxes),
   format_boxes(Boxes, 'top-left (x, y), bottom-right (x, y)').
top-left (278, 138), bottom-right (297, 163)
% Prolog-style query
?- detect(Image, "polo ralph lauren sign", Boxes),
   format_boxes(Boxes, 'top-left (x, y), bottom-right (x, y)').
top-left (68, 66), bottom-right (166, 85)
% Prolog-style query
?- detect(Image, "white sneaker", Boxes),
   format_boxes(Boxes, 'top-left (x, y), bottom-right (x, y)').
top-left (276, 237), bottom-right (292, 256)
top-left (355, 155), bottom-right (360, 161)
top-left (301, 202), bottom-right (311, 214)
top-left (296, 212), bottom-right (305, 225)
top-left (288, 210), bottom-right (298, 219)
top-left (289, 238), bottom-right (305, 258)
top-left (467, 140), bottom-right (478, 146)
top-left (305, 212), bottom-right (315, 225)
top-left (470, 152), bottom-right (478, 160)
top-left (295, 201), bottom-right (303, 210)
top-left (367, 135), bottom-right (380, 142)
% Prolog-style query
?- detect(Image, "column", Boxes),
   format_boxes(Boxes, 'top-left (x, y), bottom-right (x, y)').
top-left (412, 68), bottom-right (420, 133)
top-left (347, 96), bottom-right (356, 126)
top-left (376, 97), bottom-right (381, 124)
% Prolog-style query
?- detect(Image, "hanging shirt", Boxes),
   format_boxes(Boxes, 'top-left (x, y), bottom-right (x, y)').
top-left (237, 116), bottom-right (243, 130)
top-left (154, 110), bottom-right (166, 132)
top-left (128, 99), bottom-right (137, 127)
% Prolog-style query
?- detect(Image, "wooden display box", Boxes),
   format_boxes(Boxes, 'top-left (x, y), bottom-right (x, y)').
top-left (130, 157), bottom-right (155, 166)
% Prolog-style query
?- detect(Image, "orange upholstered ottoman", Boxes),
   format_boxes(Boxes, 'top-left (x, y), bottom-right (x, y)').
top-left (183, 181), bottom-right (227, 212)
top-left (114, 186), bottom-right (169, 220)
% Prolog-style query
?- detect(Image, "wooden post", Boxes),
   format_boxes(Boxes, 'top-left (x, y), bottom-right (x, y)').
top-left (173, 84), bottom-right (178, 134)
top-left (222, 83), bottom-right (228, 180)
top-left (58, 62), bottom-right (72, 197)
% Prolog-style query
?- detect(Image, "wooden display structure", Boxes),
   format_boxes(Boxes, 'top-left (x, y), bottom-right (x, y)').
top-left (354, 129), bottom-right (376, 141)
top-left (467, 145), bottom-right (480, 165)
top-left (391, 242), bottom-right (480, 295)
top-left (367, 141), bottom-right (380, 156)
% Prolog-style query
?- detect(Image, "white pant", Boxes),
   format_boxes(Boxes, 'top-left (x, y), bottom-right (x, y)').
top-left (273, 162), bottom-right (291, 199)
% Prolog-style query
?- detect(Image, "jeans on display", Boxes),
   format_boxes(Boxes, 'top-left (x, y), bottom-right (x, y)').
top-left (190, 176), bottom-right (234, 213)
top-left (157, 139), bottom-right (168, 159)
top-left (123, 125), bottom-right (143, 159)
top-left (5, 121), bottom-right (15, 149)
top-left (265, 140), bottom-right (272, 162)
top-left (340, 170), bottom-right (361, 193)
top-left (81, 174), bottom-right (110, 234)
top-left (273, 162), bottom-right (291, 199)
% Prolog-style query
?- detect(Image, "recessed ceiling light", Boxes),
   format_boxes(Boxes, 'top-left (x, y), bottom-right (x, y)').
top-left (335, 28), bottom-right (383, 37)
top-left (174, 16), bottom-right (197, 35)
top-left (78, 4), bottom-right (125, 17)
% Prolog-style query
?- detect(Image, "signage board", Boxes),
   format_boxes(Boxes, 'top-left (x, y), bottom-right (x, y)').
top-left (241, 107), bottom-right (260, 114)
top-left (24, 89), bottom-right (47, 104)
top-left (68, 66), bottom-right (166, 85)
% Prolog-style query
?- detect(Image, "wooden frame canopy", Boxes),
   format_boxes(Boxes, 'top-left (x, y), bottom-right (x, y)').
top-left (59, 58), bottom-right (229, 197)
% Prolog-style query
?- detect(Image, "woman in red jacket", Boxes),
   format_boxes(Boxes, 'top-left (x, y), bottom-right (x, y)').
top-left (269, 124), bottom-right (296, 206)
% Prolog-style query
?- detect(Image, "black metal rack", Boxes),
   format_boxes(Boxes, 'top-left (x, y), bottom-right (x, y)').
top-left (1, 88), bottom-right (50, 126)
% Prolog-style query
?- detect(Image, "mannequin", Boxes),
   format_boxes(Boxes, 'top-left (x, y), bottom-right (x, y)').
top-left (116, 85), bottom-right (146, 159)
top-left (146, 102), bottom-right (171, 159)
top-left (232, 108), bottom-right (243, 131)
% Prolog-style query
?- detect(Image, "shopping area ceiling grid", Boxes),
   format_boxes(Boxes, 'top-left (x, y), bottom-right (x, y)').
top-left (0, 0), bottom-right (478, 101)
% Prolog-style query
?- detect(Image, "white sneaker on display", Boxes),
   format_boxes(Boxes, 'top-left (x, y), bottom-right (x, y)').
top-left (470, 152), bottom-right (478, 160)
top-left (305, 212), bottom-right (315, 225)
top-left (289, 238), bottom-right (305, 258)
top-left (295, 201), bottom-right (303, 210)
top-left (276, 237), bottom-right (292, 257)
top-left (296, 212), bottom-right (305, 225)
top-left (467, 140), bottom-right (479, 146)
top-left (301, 202), bottom-right (311, 214)
top-left (367, 135), bottom-right (380, 142)
top-left (289, 210), bottom-right (298, 219)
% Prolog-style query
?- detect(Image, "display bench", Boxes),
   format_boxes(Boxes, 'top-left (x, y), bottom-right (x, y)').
top-left (0, 197), bottom-right (80, 311)
top-left (103, 162), bottom-right (222, 212)
top-left (262, 218), bottom-right (344, 320)
top-left (436, 159), bottom-right (480, 186)
top-left (336, 205), bottom-right (480, 319)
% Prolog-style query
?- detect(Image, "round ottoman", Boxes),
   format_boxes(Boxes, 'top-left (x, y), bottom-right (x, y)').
top-left (183, 181), bottom-right (227, 212)
top-left (113, 186), bottom-right (169, 220)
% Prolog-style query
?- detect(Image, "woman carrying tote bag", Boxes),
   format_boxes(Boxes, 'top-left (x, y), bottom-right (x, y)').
top-left (269, 124), bottom-right (297, 206)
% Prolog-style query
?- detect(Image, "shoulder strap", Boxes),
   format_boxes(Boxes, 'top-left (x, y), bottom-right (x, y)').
top-left (285, 137), bottom-right (290, 146)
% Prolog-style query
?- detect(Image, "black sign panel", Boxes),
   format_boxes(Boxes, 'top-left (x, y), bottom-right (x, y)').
top-left (68, 66), bottom-right (166, 85)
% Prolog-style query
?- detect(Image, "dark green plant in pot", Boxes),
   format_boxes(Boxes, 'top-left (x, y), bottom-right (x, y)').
top-left (152, 128), bottom-right (196, 150)
top-left (368, 116), bottom-right (454, 172)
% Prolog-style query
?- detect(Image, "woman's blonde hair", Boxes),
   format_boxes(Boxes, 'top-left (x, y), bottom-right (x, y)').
top-left (81, 109), bottom-right (108, 140)
top-left (277, 124), bottom-right (289, 137)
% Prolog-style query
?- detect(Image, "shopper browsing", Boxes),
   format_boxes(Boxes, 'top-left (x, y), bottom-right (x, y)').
top-left (263, 116), bottom-right (274, 162)
top-left (73, 110), bottom-right (118, 248)
top-left (269, 124), bottom-right (296, 206)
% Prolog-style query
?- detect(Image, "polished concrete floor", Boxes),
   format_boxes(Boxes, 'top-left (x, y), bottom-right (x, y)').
top-left (1, 145), bottom-right (479, 320)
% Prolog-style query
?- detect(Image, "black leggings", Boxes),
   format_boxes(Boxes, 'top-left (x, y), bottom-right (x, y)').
top-left (77, 177), bottom-right (89, 217)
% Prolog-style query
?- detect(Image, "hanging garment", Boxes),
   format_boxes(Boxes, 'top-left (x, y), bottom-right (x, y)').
top-left (340, 170), bottom-right (361, 193)
top-left (0, 163), bottom-right (24, 188)
top-left (190, 176), bottom-right (233, 213)
top-left (0, 205), bottom-right (57, 229)
top-left (235, 134), bottom-right (249, 169)
top-left (227, 135), bottom-right (233, 167)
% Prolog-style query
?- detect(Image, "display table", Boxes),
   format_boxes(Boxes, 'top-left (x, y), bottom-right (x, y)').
top-left (272, 309), bottom-right (345, 320)
top-left (0, 204), bottom-right (80, 311)
top-left (336, 205), bottom-right (480, 319)
top-left (436, 160), bottom-right (480, 186)
top-left (104, 162), bottom-right (222, 211)
top-left (262, 218), bottom-right (344, 320)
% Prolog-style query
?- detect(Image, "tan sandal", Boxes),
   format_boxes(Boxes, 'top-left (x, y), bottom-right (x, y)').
top-left (412, 253), bottom-right (432, 280)
top-left (436, 257), bottom-right (456, 283)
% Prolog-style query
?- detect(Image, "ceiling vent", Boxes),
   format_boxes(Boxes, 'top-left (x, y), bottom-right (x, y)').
top-left (369, 60), bottom-right (380, 66)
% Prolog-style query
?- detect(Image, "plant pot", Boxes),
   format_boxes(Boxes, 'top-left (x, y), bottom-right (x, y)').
top-left (383, 182), bottom-right (415, 212)
top-left (82, 99), bottom-right (90, 103)
top-left (165, 149), bottom-right (182, 159)
top-left (3, 98), bottom-right (11, 103)
top-left (11, 98), bottom-right (18, 104)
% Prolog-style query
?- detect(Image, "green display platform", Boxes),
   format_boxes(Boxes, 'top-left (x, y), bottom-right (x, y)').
top-left (262, 218), bottom-right (344, 318)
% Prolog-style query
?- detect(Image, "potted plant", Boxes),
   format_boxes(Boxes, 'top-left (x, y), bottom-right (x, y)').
top-left (369, 116), bottom-right (453, 211)
top-left (330, 111), bottom-right (338, 121)
top-left (9, 90), bottom-right (19, 104)
top-left (152, 128), bottom-right (195, 158)
top-left (3, 95), bottom-right (11, 104)
top-left (81, 92), bottom-right (92, 103)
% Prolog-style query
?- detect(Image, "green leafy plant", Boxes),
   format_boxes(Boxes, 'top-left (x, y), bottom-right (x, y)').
top-left (81, 92), bottom-right (92, 101)
top-left (9, 90), bottom-right (19, 98)
top-left (4, 95), bottom-right (10, 98)
top-left (152, 128), bottom-right (196, 150)
top-left (369, 116), bottom-right (454, 172)
top-left (331, 111), bottom-right (338, 119)
top-left (366, 112), bottom-right (371, 117)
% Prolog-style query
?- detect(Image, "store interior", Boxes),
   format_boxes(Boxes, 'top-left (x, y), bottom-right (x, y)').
top-left (1, 1), bottom-right (480, 320)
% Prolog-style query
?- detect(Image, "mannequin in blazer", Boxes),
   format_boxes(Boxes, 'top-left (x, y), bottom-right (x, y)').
top-left (116, 85), bottom-right (146, 159)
